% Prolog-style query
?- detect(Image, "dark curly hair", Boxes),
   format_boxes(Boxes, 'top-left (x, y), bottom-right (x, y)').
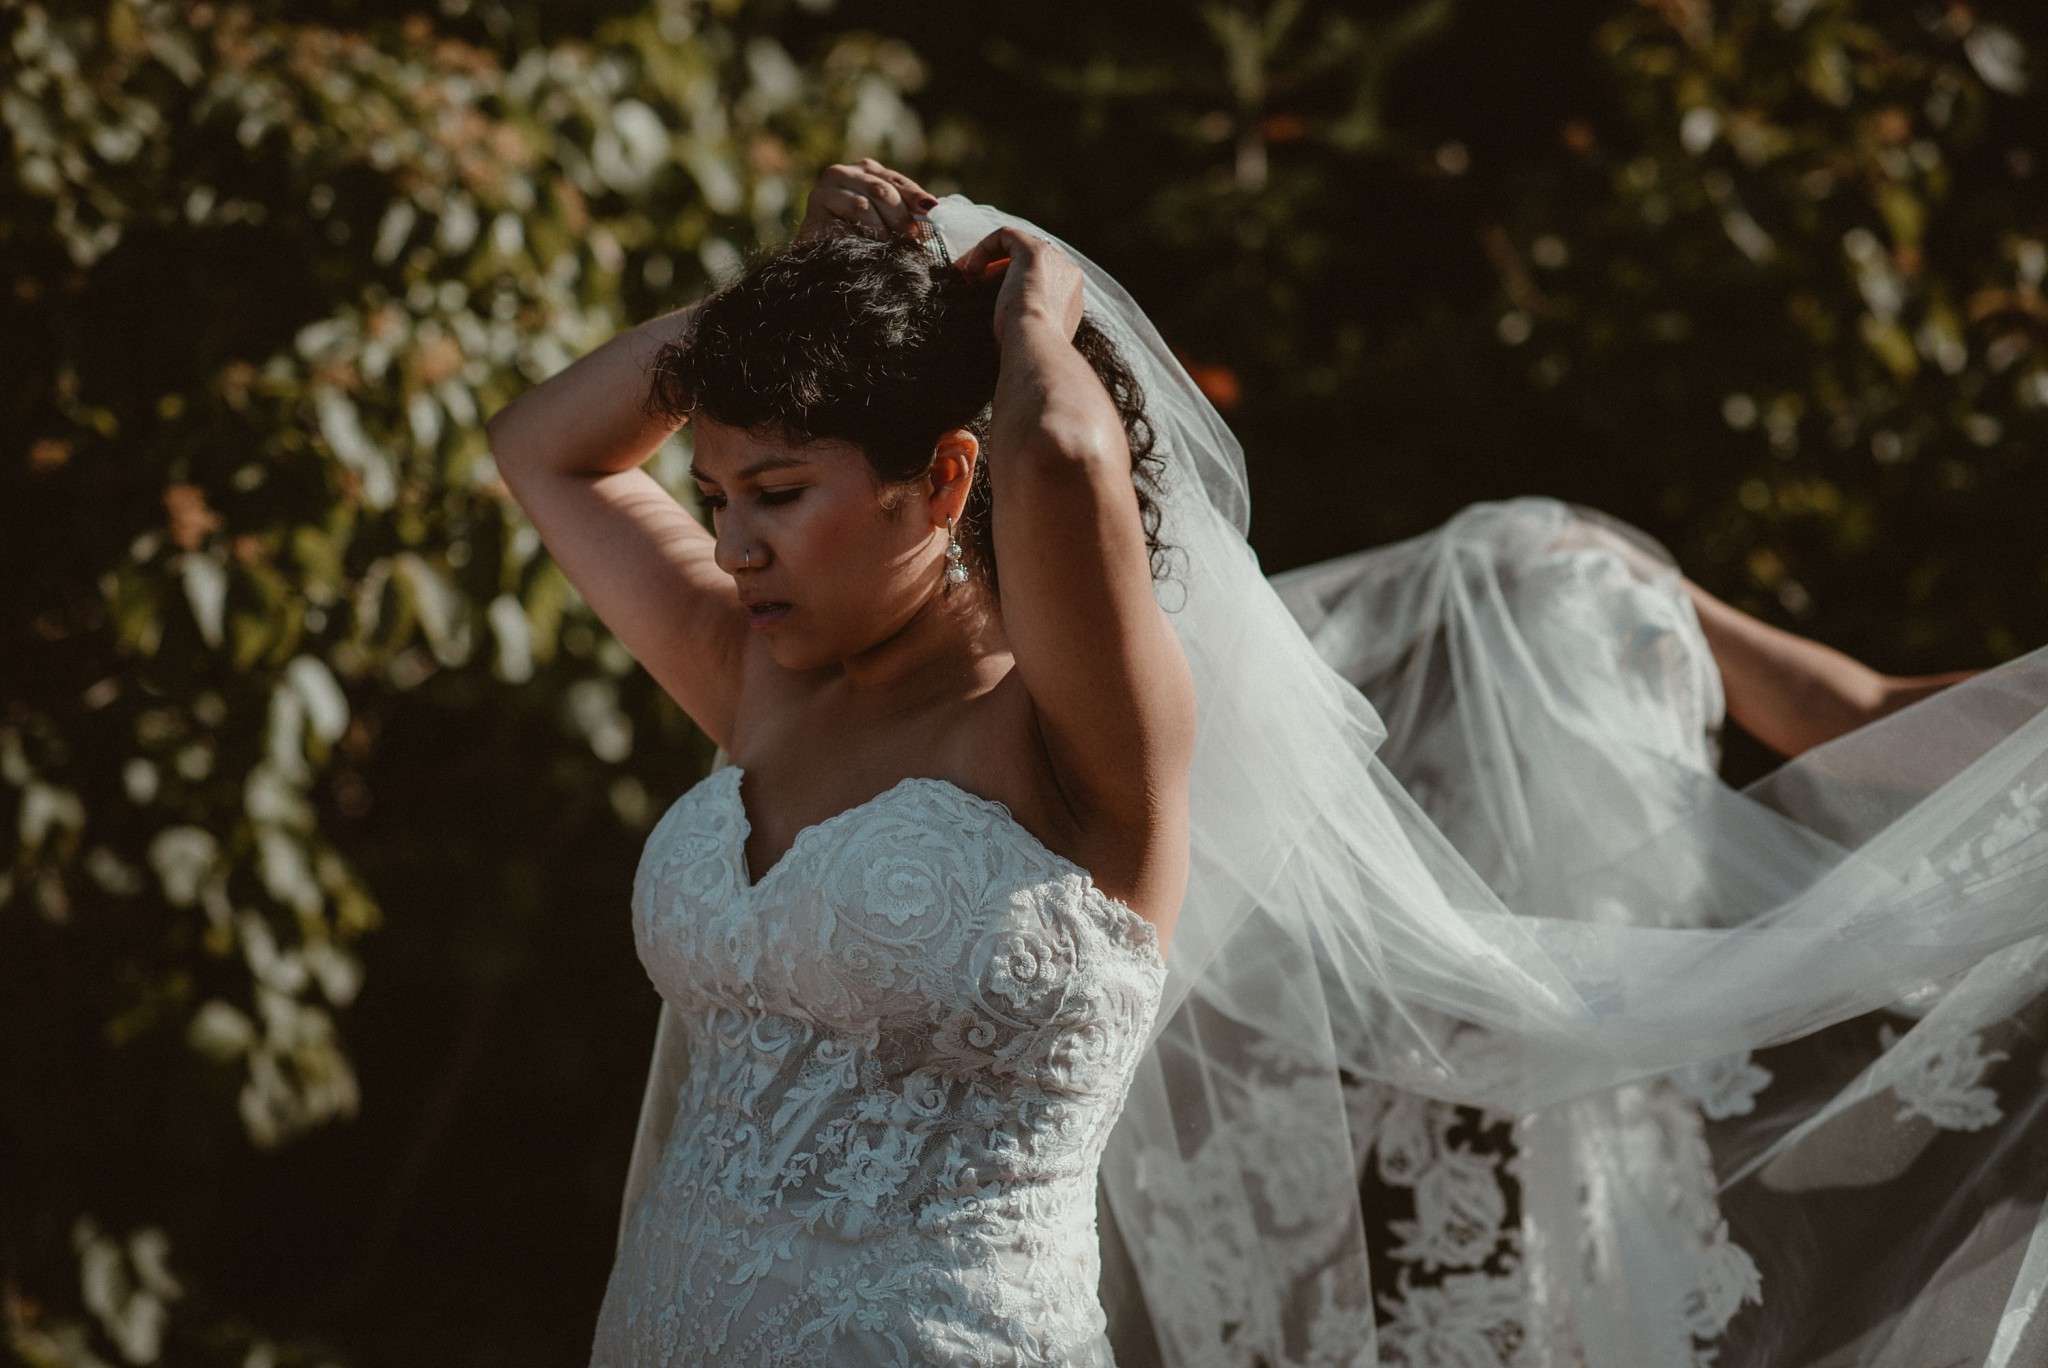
top-left (643, 233), bottom-right (1168, 595)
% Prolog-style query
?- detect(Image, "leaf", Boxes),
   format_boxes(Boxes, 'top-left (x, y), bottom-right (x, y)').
top-left (1963, 24), bottom-right (2029, 97)
top-left (1859, 312), bottom-right (1920, 381)
top-left (231, 608), bottom-right (274, 672)
top-left (488, 593), bottom-right (535, 684)
top-left (312, 384), bottom-right (398, 510)
top-left (564, 678), bottom-right (633, 762)
top-left (181, 552), bottom-right (227, 648)
top-left (188, 999), bottom-right (256, 1061)
top-left (256, 827), bottom-right (323, 917)
top-left (1877, 183), bottom-right (1925, 252)
top-left (1805, 43), bottom-right (1852, 108)
top-left (285, 656), bottom-right (350, 744)
top-left (394, 552), bottom-right (473, 667)
top-left (107, 567), bottom-right (165, 657)
top-left (147, 826), bottom-right (219, 906)
top-left (18, 782), bottom-right (85, 854)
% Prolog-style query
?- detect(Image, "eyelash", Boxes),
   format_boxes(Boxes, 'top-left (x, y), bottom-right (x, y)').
top-left (700, 488), bottom-right (803, 513)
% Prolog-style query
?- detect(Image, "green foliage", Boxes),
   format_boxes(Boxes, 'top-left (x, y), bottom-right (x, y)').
top-left (870, 0), bottom-right (2044, 668)
top-left (2, 0), bottom-right (922, 1359)
top-left (1505, 0), bottom-right (2048, 665)
top-left (7, 0), bottom-right (2047, 1359)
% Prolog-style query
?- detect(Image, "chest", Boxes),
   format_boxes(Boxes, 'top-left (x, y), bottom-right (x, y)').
top-left (629, 767), bottom-right (1165, 1056)
top-left (729, 686), bottom-right (1067, 889)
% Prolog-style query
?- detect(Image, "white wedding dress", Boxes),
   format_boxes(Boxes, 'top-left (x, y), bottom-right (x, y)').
top-left (588, 765), bottom-right (1168, 1367)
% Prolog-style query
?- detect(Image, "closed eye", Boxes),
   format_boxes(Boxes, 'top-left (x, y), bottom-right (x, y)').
top-left (694, 487), bottom-right (803, 514)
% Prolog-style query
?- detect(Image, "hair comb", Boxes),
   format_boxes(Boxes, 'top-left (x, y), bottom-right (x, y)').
top-left (908, 213), bottom-right (953, 271)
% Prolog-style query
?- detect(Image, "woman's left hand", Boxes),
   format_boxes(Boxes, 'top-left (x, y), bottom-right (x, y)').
top-left (794, 158), bottom-right (939, 244)
top-left (952, 227), bottom-right (1086, 343)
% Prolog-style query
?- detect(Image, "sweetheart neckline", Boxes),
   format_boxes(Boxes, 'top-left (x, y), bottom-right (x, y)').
top-left (714, 765), bottom-right (1166, 967)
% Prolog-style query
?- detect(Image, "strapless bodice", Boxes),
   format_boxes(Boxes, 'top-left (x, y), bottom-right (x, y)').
top-left (590, 764), bottom-right (1168, 1367)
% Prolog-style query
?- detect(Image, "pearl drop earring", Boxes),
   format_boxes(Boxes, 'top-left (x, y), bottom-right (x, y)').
top-left (944, 516), bottom-right (969, 585)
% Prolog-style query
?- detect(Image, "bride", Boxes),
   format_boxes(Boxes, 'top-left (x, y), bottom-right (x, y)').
top-left (489, 159), bottom-right (2048, 1366)
top-left (489, 159), bottom-right (1193, 1363)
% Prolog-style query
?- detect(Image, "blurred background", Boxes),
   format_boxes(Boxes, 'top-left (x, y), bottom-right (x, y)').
top-left (4, 0), bottom-right (2046, 1363)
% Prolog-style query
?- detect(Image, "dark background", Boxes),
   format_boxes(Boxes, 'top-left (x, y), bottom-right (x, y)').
top-left (5, 1), bottom-right (2045, 1361)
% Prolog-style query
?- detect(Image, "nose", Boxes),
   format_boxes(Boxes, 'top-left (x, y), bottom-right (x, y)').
top-left (712, 510), bottom-right (763, 576)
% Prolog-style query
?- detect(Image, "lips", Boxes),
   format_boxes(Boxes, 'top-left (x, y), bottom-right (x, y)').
top-left (744, 600), bottom-right (792, 629)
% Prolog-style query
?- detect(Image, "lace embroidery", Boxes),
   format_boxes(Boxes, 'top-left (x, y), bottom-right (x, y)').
top-left (1877, 1022), bottom-right (2009, 1131)
top-left (1671, 1051), bottom-right (1776, 1120)
top-left (592, 766), bottom-right (1167, 1367)
top-left (1356, 1090), bottom-right (1533, 1368)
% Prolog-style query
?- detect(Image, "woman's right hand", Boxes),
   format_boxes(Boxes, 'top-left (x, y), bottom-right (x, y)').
top-left (794, 158), bottom-right (939, 244)
top-left (949, 226), bottom-right (1085, 344)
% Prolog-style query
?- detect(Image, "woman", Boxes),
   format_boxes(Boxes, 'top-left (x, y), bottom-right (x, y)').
top-left (488, 160), bottom-right (1194, 1363)
top-left (493, 161), bottom-right (2048, 1366)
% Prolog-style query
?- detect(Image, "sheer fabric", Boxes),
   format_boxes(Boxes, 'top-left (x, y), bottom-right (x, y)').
top-left (614, 197), bottom-right (2048, 1366)
top-left (1267, 497), bottom-right (2048, 1366)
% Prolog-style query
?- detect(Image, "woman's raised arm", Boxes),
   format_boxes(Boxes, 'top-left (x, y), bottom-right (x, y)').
top-left (951, 228), bottom-right (1199, 866)
top-left (485, 303), bottom-right (750, 747)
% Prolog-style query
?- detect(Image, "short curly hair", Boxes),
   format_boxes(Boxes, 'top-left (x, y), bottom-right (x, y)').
top-left (643, 232), bottom-right (1168, 594)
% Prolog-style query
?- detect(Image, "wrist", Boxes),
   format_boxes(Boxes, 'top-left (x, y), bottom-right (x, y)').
top-left (997, 305), bottom-right (1073, 348)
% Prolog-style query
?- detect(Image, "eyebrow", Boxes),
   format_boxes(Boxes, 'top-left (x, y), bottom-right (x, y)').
top-left (688, 453), bottom-right (815, 484)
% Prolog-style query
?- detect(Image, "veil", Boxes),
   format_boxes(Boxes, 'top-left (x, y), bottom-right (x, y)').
top-left (618, 196), bottom-right (2048, 1367)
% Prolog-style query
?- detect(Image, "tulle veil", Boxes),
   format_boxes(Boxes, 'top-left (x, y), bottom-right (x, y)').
top-left (617, 196), bottom-right (2048, 1367)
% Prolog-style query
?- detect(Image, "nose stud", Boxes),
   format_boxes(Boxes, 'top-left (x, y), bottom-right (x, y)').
top-left (741, 549), bottom-right (752, 568)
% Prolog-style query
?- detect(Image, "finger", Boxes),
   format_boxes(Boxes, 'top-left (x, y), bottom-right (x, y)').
top-left (815, 166), bottom-right (921, 236)
top-left (857, 158), bottom-right (939, 212)
top-left (853, 174), bottom-right (917, 237)
top-left (811, 186), bottom-right (891, 239)
top-left (951, 228), bottom-right (1024, 276)
top-left (814, 163), bottom-right (875, 199)
top-left (822, 162), bottom-right (916, 236)
top-left (951, 249), bottom-right (1012, 284)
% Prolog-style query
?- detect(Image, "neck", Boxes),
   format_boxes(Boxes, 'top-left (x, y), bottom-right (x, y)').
top-left (833, 579), bottom-right (1008, 708)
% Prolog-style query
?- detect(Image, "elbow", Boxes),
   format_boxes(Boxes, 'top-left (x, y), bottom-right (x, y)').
top-left (483, 397), bottom-right (519, 449)
top-left (1872, 669), bottom-right (1976, 722)
top-left (484, 399), bottom-right (535, 474)
top-left (1013, 411), bottom-right (1131, 481)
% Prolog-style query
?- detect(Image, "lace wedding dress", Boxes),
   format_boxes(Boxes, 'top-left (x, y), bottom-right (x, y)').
top-left (588, 765), bottom-right (1168, 1366)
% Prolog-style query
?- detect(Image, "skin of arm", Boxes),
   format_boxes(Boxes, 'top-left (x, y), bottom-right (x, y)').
top-left (484, 302), bottom-right (752, 746)
top-left (1681, 578), bottom-right (1977, 758)
top-left (950, 228), bottom-right (1199, 847)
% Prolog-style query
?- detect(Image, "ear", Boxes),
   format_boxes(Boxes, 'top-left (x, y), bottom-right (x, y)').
top-left (926, 430), bottom-right (979, 524)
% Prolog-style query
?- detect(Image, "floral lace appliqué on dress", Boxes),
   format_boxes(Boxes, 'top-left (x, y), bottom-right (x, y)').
top-left (590, 766), bottom-right (1168, 1367)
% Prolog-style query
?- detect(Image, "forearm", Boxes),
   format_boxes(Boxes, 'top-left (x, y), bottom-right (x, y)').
top-left (1682, 579), bottom-right (1976, 756)
top-left (485, 303), bottom-right (698, 480)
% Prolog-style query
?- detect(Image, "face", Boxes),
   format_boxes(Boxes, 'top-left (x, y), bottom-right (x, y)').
top-left (688, 416), bottom-right (975, 670)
